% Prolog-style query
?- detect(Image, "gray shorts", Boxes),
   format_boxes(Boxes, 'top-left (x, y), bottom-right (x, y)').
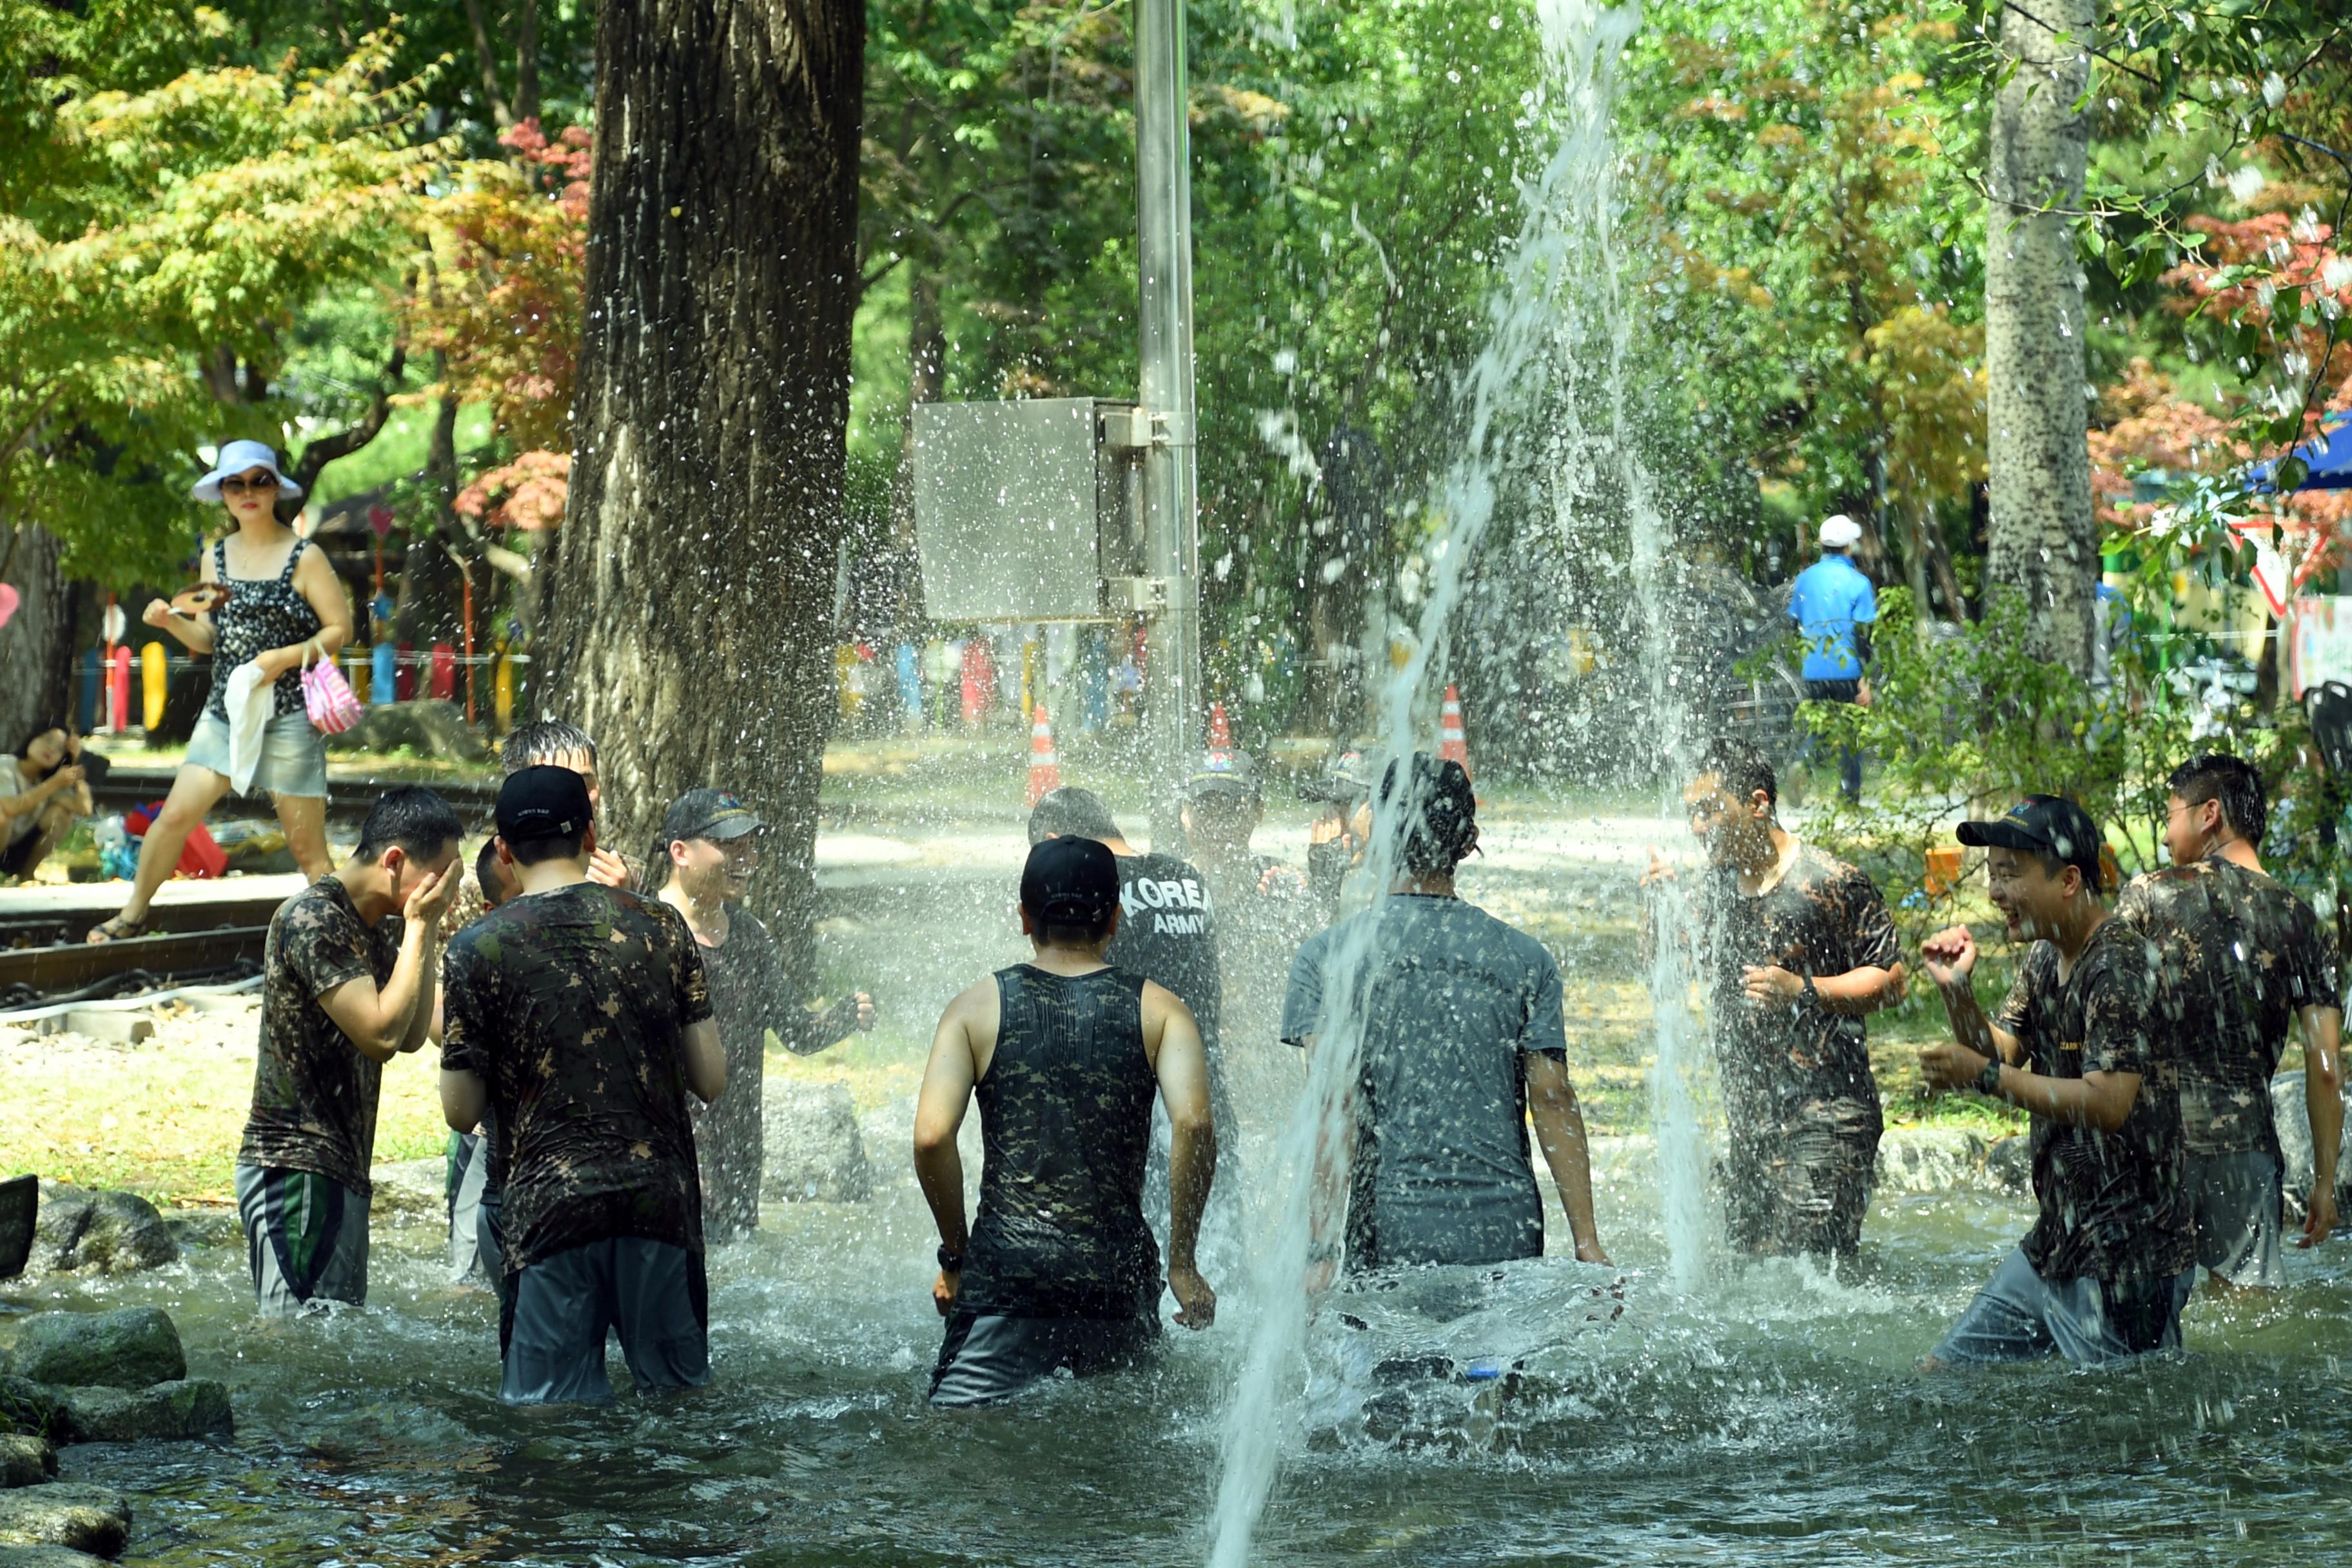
top-left (235, 1163), bottom-right (370, 1316)
top-left (1722, 1099), bottom-right (1881, 1259)
top-left (500, 1238), bottom-right (709, 1406)
top-left (447, 1133), bottom-right (499, 1287)
top-left (2186, 1150), bottom-right (2286, 1288)
top-left (186, 709), bottom-right (329, 799)
top-left (1930, 1246), bottom-right (2192, 1368)
top-left (928, 1311), bottom-right (1158, 1408)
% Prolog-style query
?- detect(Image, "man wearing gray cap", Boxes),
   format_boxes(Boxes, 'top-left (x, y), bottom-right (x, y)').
top-left (654, 787), bottom-right (876, 1242)
top-left (1788, 514), bottom-right (1876, 803)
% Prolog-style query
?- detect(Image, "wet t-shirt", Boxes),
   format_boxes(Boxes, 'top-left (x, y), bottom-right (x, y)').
top-left (960, 965), bottom-right (1160, 1319)
top-left (1108, 851), bottom-right (1222, 1054)
top-left (692, 907), bottom-right (857, 1241)
top-left (1994, 917), bottom-right (2193, 1284)
top-left (1282, 894), bottom-right (1565, 1269)
top-left (2116, 856), bottom-right (2342, 1159)
top-left (1700, 844), bottom-right (1900, 1123)
top-left (240, 877), bottom-right (402, 1195)
top-left (440, 882), bottom-right (713, 1275)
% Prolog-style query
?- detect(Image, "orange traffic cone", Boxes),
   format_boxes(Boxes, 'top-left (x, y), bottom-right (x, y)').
top-left (1027, 702), bottom-right (1062, 807)
top-left (1206, 701), bottom-right (1234, 750)
top-left (1438, 683), bottom-right (1471, 780)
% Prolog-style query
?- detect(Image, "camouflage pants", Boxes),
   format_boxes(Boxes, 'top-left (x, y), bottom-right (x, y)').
top-left (1721, 1097), bottom-right (1882, 1259)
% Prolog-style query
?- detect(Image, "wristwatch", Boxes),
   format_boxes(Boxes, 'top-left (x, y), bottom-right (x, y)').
top-left (937, 1245), bottom-right (966, 1274)
top-left (1975, 1056), bottom-right (2003, 1097)
top-left (1799, 972), bottom-right (1819, 1007)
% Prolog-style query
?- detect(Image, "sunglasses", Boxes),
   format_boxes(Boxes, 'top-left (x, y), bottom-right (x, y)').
top-left (219, 473), bottom-right (280, 495)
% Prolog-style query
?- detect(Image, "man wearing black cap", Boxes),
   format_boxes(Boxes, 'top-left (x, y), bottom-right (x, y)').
top-left (914, 836), bottom-right (1217, 1406)
top-left (1917, 795), bottom-right (2194, 1367)
top-left (1658, 736), bottom-right (1906, 1260)
top-left (654, 787), bottom-right (877, 1242)
top-left (1283, 753), bottom-right (1609, 1273)
top-left (438, 766), bottom-right (727, 1405)
top-left (1026, 785), bottom-right (1235, 1216)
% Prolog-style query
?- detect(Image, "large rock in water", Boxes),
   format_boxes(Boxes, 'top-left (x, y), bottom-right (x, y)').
top-left (0, 1484), bottom-right (129, 1558)
top-left (0, 1546), bottom-right (114, 1568)
top-left (26, 1188), bottom-right (176, 1277)
top-left (6, 1311), bottom-right (184, 1391)
top-left (1874, 1128), bottom-right (1988, 1193)
top-left (0, 1435), bottom-right (54, 1489)
top-left (762, 1083), bottom-right (872, 1203)
top-left (0, 1383), bottom-right (68, 1444)
top-left (2271, 1070), bottom-right (2352, 1220)
top-left (57, 1381), bottom-right (232, 1444)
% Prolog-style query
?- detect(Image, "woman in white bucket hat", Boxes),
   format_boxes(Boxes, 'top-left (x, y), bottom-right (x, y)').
top-left (86, 440), bottom-right (353, 943)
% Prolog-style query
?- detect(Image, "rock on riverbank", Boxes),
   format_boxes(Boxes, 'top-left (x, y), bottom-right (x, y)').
top-left (24, 1189), bottom-right (175, 1279)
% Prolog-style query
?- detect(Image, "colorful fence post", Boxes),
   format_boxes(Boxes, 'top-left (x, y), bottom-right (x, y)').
top-left (140, 642), bottom-right (167, 731)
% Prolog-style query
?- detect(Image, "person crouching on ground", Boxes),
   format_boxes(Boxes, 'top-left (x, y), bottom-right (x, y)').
top-left (438, 767), bottom-right (726, 1406)
top-left (916, 836), bottom-right (1217, 1407)
top-left (1284, 752), bottom-right (1609, 1275)
top-left (652, 787), bottom-right (876, 1244)
top-left (237, 785), bottom-right (464, 1315)
top-left (1917, 796), bottom-right (2194, 1368)
top-left (0, 725), bottom-right (94, 882)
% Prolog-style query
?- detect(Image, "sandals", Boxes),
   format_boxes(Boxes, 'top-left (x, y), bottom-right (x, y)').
top-left (84, 913), bottom-right (153, 945)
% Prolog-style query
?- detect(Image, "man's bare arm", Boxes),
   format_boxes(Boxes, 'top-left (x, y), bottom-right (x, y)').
top-left (681, 1017), bottom-right (725, 1103)
top-left (913, 986), bottom-right (985, 1315)
top-left (1525, 1053), bottom-right (1608, 1264)
top-left (320, 925), bottom-right (440, 1063)
top-left (440, 1068), bottom-right (487, 1133)
top-left (1146, 985), bottom-right (1216, 1329)
top-left (2301, 1004), bottom-right (2343, 1247)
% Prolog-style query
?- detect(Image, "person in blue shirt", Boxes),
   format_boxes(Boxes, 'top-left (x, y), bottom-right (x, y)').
top-left (1788, 515), bottom-right (1877, 802)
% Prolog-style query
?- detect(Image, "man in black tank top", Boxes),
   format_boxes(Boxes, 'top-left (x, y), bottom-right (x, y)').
top-left (915, 837), bottom-right (1219, 1407)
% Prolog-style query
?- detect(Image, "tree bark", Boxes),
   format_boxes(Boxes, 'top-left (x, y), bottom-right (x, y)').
top-left (0, 524), bottom-right (75, 745)
top-left (462, 0), bottom-right (516, 128)
top-left (1983, 0), bottom-right (2098, 675)
top-left (516, 0), bottom-right (542, 124)
top-left (545, 0), bottom-right (864, 986)
top-left (397, 393), bottom-right (467, 647)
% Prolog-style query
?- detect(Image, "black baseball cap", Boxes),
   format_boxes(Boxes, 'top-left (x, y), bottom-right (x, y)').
top-left (1957, 795), bottom-right (2103, 888)
top-left (661, 787), bottom-right (765, 844)
top-left (496, 765), bottom-right (593, 843)
top-left (1019, 836), bottom-right (1119, 928)
top-left (1185, 749), bottom-right (1261, 802)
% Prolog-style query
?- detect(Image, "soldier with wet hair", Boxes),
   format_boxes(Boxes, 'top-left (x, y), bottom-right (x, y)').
top-left (1284, 752), bottom-right (1607, 1273)
top-left (1919, 796), bottom-right (2193, 1366)
top-left (1656, 736), bottom-right (1906, 1260)
top-left (2115, 753), bottom-right (2343, 1288)
top-left (500, 719), bottom-right (634, 888)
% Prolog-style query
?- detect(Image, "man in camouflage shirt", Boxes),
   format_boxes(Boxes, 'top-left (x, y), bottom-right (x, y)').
top-left (439, 767), bottom-right (726, 1406)
top-left (237, 787), bottom-right (464, 1314)
top-left (652, 787), bottom-right (874, 1242)
top-left (2116, 754), bottom-right (2342, 1287)
top-left (1919, 796), bottom-right (2195, 1367)
top-left (1660, 737), bottom-right (1908, 1258)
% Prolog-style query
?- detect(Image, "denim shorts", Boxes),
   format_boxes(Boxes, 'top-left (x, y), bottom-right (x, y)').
top-left (1931, 1245), bottom-right (2193, 1368)
top-left (184, 709), bottom-right (329, 799)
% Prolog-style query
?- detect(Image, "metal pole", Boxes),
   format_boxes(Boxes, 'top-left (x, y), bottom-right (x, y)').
top-left (1136, 0), bottom-right (1201, 850)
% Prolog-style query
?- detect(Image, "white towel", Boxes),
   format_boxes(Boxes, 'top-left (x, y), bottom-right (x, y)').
top-left (224, 660), bottom-right (273, 794)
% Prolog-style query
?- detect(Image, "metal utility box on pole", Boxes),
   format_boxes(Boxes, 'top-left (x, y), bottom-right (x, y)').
top-left (1134, 0), bottom-right (1203, 848)
top-left (906, 0), bottom-right (1202, 845)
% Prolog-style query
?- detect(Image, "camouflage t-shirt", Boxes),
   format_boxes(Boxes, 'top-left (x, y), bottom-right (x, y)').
top-left (2116, 856), bottom-right (2342, 1158)
top-left (239, 877), bottom-right (403, 1195)
top-left (1701, 843), bottom-right (1902, 1121)
top-left (1995, 916), bottom-right (2194, 1284)
top-left (440, 881), bottom-right (714, 1274)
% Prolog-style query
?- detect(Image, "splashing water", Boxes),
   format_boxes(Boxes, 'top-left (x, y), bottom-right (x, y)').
top-left (1203, 5), bottom-right (1652, 1562)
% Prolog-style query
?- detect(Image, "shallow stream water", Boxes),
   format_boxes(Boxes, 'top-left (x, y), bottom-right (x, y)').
top-left (15, 1148), bottom-right (2352, 1566)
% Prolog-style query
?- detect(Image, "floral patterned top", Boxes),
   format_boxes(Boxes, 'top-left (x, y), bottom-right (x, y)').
top-left (204, 535), bottom-right (321, 721)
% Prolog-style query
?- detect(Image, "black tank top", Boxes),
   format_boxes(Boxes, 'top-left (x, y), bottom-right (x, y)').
top-left (958, 965), bottom-right (1159, 1319)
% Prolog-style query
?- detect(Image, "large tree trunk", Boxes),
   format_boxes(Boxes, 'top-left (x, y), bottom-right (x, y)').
top-left (0, 524), bottom-right (74, 745)
top-left (1983, 0), bottom-right (2098, 675)
top-left (545, 0), bottom-right (863, 986)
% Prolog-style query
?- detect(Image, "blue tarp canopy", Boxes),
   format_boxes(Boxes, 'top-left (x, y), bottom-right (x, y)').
top-left (2251, 415), bottom-right (2352, 492)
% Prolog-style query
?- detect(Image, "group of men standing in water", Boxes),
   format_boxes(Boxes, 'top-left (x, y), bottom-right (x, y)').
top-left (231, 698), bottom-right (2343, 1408)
